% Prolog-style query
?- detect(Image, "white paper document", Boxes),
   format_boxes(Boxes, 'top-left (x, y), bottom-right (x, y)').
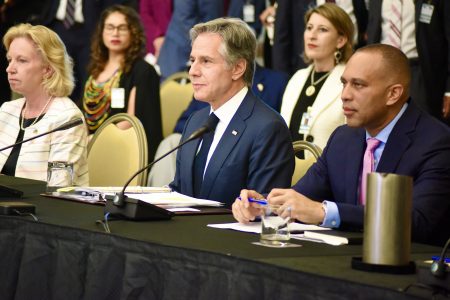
top-left (130, 192), bottom-right (223, 208)
top-left (207, 222), bottom-right (330, 234)
top-left (88, 186), bottom-right (171, 194)
top-left (207, 222), bottom-right (349, 245)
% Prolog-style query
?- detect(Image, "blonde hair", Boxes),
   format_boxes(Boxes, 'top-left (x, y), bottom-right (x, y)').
top-left (3, 23), bottom-right (74, 97)
top-left (190, 18), bottom-right (256, 87)
top-left (304, 3), bottom-right (354, 64)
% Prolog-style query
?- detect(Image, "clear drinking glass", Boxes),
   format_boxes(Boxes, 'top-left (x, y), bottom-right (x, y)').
top-left (260, 204), bottom-right (291, 246)
top-left (46, 161), bottom-right (74, 193)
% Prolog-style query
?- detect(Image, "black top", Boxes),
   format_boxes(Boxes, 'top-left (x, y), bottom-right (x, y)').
top-left (1, 115), bottom-right (44, 176)
top-left (289, 70), bottom-right (328, 142)
top-left (118, 59), bottom-right (163, 162)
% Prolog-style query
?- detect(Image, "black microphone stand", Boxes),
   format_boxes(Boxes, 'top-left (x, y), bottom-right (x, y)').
top-left (0, 118), bottom-right (84, 198)
top-left (105, 122), bottom-right (215, 221)
top-left (0, 118), bottom-right (83, 152)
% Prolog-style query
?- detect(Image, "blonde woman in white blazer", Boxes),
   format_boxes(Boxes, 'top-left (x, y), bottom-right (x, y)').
top-left (1, 24), bottom-right (89, 185)
top-left (280, 4), bottom-right (354, 151)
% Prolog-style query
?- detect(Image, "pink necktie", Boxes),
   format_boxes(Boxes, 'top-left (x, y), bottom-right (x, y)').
top-left (388, 0), bottom-right (403, 48)
top-left (359, 138), bottom-right (381, 205)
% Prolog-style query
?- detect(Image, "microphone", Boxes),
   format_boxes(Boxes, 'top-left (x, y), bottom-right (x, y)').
top-left (431, 237), bottom-right (450, 278)
top-left (0, 117), bottom-right (84, 152)
top-left (186, 115), bottom-right (218, 140)
top-left (106, 119), bottom-right (217, 220)
top-left (52, 118), bottom-right (84, 131)
top-left (0, 117), bottom-right (84, 198)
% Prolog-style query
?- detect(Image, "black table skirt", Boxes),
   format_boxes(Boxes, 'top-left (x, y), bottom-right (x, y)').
top-left (0, 217), bottom-right (423, 300)
top-left (0, 176), bottom-right (441, 299)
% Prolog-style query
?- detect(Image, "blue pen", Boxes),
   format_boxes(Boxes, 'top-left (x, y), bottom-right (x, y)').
top-left (432, 256), bottom-right (450, 263)
top-left (237, 196), bottom-right (267, 205)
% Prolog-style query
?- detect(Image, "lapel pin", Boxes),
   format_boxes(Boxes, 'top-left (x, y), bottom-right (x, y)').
top-left (232, 130), bottom-right (238, 136)
top-left (257, 83), bottom-right (264, 92)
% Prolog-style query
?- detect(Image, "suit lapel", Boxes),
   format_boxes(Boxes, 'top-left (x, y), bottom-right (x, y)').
top-left (377, 103), bottom-right (418, 173)
top-left (309, 64), bottom-right (345, 128)
top-left (345, 129), bottom-right (366, 204)
top-left (182, 109), bottom-right (209, 196)
top-left (200, 92), bottom-right (255, 199)
top-left (280, 66), bottom-right (311, 126)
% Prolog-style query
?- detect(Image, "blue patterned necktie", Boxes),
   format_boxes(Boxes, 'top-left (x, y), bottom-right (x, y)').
top-left (193, 113), bottom-right (220, 198)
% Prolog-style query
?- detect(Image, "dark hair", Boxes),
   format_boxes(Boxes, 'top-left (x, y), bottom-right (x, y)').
top-left (88, 5), bottom-right (145, 78)
top-left (356, 44), bottom-right (411, 98)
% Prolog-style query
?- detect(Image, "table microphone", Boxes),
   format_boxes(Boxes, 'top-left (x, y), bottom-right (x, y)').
top-left (0, 117), bottom-right (84, 198)
top-left (0, 118), bottom-right (84, 152)
top-left (431, 237), bottom-right (450, 278)
top-left (108, 117), bottom-right (218, 220)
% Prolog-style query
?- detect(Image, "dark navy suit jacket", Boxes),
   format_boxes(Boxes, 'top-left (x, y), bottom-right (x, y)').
top-left (293, 103), bottom-right (450, 246)
top-left (157, 0), bottom-right (224, 80)
top-left (170, 90), bottom-right (295, 207)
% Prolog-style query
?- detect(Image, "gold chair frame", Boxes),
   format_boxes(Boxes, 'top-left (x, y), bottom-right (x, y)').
top-left (160, 72), bottom-right (193, 137)
top-left (291, 140), bottom-right (323, 185)
top-left (88, 113), bottom-right (148, 186)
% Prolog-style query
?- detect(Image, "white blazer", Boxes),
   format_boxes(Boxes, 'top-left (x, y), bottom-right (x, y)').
top-left (0, 97), bottom-right (89, 185)
top-left (280, 64), bottom-right (346, 150)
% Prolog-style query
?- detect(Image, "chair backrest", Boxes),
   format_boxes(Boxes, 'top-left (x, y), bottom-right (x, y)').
top-left (291, 140), bottom-right (323, 185)
top-left (87, 113), bottom-right (148, 186)
top-left (160, 72), bottom-right (193, 137)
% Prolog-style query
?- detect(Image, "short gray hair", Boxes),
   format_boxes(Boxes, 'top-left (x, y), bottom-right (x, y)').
top-left (190, 18), bottom-right (256, 87)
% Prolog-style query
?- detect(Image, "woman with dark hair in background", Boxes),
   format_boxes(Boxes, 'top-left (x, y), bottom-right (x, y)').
top-left (82, 4), bottom-right (162, 160)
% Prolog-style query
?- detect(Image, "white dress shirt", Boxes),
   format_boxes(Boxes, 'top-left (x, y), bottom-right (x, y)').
top-left (56, 0), bottom-right (84, 24)
top-left (201, 86), bottom-right (248, 177)
top-left (380, 0), bottom-right (418, 59)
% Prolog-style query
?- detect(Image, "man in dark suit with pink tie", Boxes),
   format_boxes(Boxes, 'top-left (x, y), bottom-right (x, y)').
top-left (233, 44), bottom-right (450, 246)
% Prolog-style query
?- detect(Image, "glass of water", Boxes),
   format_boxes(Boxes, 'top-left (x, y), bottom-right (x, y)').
top-left (46, 161), bottom-right (74, 193)
top-left (260, 204), bottom-right (291, 246)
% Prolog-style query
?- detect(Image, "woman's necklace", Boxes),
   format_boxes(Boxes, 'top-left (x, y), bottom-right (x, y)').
top-left (20, 96), bottom-right (53, 130)
top-left (305, 69), bottom-right (332, 97)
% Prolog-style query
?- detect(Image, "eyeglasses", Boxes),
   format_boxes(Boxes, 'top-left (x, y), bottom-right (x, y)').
top-left (104, 24), bottom-right (129, 34)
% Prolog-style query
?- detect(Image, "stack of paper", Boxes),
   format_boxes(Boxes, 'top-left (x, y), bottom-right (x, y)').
top-left (131, 192), bottom-right (223, 208)
top-left (89, 186), bottom-right (171, 194)
top-left (207, 222), bottom-right (330, 234)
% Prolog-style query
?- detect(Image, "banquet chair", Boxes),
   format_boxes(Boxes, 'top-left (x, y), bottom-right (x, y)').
top-left (160, 72), bottom-right (193, 138)
top-left (291, 140), bottom-right (323, 185)
top-left (87, 113), bottom-right (148, 186)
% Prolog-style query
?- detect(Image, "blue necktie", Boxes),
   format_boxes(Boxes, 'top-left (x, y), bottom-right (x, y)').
top-left (193, 113), bottom-right (219, 197)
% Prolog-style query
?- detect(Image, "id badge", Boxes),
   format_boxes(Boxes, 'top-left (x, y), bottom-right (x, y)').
top-left (243, 4), bottom-right (255, 23)
top-left (419, 3), bottom-right (434, 24)
top-left (299, 108), bottom-right (313, 135)
top-left (111, 88), bottom-right (125, 109)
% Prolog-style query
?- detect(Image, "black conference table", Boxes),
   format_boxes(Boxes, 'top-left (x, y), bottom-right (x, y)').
top-left (0, 176), bottom-right (442, 299)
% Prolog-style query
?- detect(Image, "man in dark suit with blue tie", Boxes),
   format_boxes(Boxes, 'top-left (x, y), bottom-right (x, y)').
top-left (234, 44), bottom-right (450, 246)
top-left (169, 18), bottom-right (295, 208)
